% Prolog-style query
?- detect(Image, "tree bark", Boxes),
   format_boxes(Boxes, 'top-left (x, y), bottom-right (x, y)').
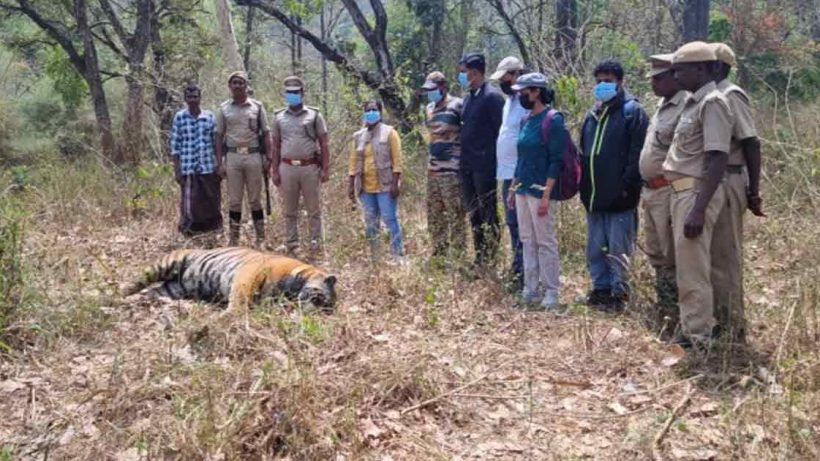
top-left (76, 0), bottom-right (116, 160)
top-left (555, 0), bottom-right (578, 69)
top-left (214, 0), bottom-right (245, 72)
top-left (243, 5), bottom-right (255, 78)
top-left (486, 0), bottom-right (532, 67)
top-left (681, 0), bottom-right (710, 41)
top-left (150, 3), bottom-right (174, 158)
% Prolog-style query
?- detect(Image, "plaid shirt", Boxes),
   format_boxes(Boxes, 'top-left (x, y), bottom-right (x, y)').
top-left (171, 108), bottom-right (217, 175)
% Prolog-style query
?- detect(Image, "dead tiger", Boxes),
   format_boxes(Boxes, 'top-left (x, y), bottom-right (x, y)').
top-left (121, 247), bottom-right (337, 312)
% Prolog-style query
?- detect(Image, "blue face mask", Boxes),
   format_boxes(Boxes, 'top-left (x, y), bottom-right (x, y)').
top-left (458, 72), bottom-right (469, 88)
top-left (363, 110), bottom-right (381, 125)
top-left (427, 89), bottom-right (443, 103)
top-left (594, 82), bottom-right (618, 102)
top-left (285, 92), bottom-right (302, 106)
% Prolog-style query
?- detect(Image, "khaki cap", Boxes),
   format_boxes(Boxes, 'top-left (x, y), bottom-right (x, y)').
top-left (490, 56), bottom-right (525, 81)
top-left (283, 75), bottom-right (305, 91)
top-left (672, 41), bottom-right (717, 64)
top-left (420, 71), bottom-right (447, 90)
top-left (647, 53), bottom-right (674, 77)
top-left (711, 42), bottom-right (736, 67)
top-left (227, 70), bottom-right (248, 83)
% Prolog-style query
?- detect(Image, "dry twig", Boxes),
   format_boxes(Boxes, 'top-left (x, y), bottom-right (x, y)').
top-left (652, 385), bottom-right (695, 460)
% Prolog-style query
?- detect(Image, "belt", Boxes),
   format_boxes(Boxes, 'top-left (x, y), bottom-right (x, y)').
top-left (726, 165), bottom-right (744, 174)
top-left (670, 177), bottom-right (696, 192)
top-left (644, 176), bottom-right (670, 189)
top-left (226, 146), bottom-right (260, 154)
top-left (282, 157), bottom-right (319, 166)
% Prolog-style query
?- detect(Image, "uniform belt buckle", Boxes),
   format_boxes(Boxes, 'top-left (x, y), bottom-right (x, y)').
top-left (291, 159), bottom-right (302, 166)
top-left (671, 177), bottom-right (695, 192)
top-left (237, 146), bottom-right (249, 155)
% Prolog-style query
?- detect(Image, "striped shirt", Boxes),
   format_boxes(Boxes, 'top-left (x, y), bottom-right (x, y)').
top-left (171, 108), bottom-right (217, 175)
top-left (425, 95), bottom-right (463, 175)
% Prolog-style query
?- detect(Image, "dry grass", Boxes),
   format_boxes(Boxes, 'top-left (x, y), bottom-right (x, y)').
top-left (0, 105), bottom-right (818, 460)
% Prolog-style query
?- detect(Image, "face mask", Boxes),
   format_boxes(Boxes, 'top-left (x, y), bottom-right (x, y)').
top-left (458, 72), bottom-right (469, 88)
top-left (427, 89), bottom-right (443, 103)
top-left (285, 92), bottom-right (302, 106)
top-left (519, 93), bottom-right (535, 110)
top-left (594, 82), bottom-right (618, 102)
top-left (500, 81), bottom-right (514, 95)
top-left (363, 110), bottom-right (381, 125)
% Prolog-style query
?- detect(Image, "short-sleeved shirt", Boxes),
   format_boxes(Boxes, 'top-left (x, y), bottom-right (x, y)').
top-left (272, 106), bottom-right (328, 160)
top-left (348, 128), bottom-right (403, 193)
top-left (215, 98), bottom-right (269, 149)
top-left (170, 108), bottom-right (217, 175)
top-left (425, 95), bottom-right (463, 175)
top-left (663, 81), bottom-right (733, 180)
top-left (716, 79), bottom-right (758, 166)
top-left (639, 90), bottom-right (688, 180)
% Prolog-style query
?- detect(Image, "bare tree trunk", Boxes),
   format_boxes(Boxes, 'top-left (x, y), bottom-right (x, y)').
top-left (555, 0), bottom-right (578, 70)
top-left (75, 0), bottom-right (115, 160)
top-left (320, 3), bottom-right (328, 114)
top-left (243, 5), bottom-right (255, 78)
top-left (151, 7), bottom-right (174, 159)
top-left (214, 0), bottom-right (245, 72)
top-left (682, 0), bottom-right (710, 41)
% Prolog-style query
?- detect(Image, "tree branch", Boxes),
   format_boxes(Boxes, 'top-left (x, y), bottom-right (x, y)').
top-left (6, 0), bottom-right (86, 73)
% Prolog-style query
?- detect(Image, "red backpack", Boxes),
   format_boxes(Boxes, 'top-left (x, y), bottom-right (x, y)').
top-left (540, 109), bottom-right (581, 201)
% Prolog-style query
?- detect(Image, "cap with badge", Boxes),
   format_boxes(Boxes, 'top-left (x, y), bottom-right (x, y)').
top-left (420, 71), bottom-right (447, 90)
top-left (672, 41), bottom-right (717, 64)
top-left (711, 42), bottom-right (736, 67)
top-left (511, 72), bottom-right (550, 91)
top-left (283, 75), bottom-right (305, 91)
top-left (490, 56), bottom-right (525, 81)
top-left (227, 70), bottom-right (248, 83)
top-left (460, 52), bottom-right (486, 69)
top-left (647, 53), bottom-right (674, 77)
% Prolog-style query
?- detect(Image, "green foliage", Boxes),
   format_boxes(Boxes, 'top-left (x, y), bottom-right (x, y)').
top-left (0, 198), bottom-right (27, 337)
top-left (708, 11), bottom-right (732, 42)
top-left (127, 162), bottom-right (174, 215)
top-left (44, 47), bottom-right (87, 112)
top-left (553, 76), bottom-right (588, 128)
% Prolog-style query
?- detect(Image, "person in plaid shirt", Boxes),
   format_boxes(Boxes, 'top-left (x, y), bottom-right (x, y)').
top-left (170, 84), bottom-right (223, 239)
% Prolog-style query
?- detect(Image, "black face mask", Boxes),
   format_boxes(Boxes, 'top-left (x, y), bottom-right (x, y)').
top-left (500, 81), bottom-right (514, 95)
top-left (519, 94), bottom-right (535, 110)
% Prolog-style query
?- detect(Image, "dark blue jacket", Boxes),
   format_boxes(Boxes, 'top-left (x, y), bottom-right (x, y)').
top-left (460, 81), bottom-right (505, 172)
top-left (579, 91), bottom-right (648, 213)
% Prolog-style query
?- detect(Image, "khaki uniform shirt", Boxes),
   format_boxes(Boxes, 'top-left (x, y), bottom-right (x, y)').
top-left (215, 98), bottom-right (269, 149)
top-left (272, 106), bottom-right (328, 160)
top-left (716, 79), bottom-right (758, 166)
top-left (663, 81), bottom-right (733, 180)
top-left (639, 90), bottom-right (688, 180)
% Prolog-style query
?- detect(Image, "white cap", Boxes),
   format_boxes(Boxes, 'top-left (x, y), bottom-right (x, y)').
top-left (490, 56), bottom-right (525, 81)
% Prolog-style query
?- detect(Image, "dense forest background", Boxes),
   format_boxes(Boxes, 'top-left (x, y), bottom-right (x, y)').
top-left (0, 1), bottom-right (819, 459)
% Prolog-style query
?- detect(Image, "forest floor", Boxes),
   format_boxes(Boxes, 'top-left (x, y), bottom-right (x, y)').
top-left (0, 160), bottom-right (818, 460)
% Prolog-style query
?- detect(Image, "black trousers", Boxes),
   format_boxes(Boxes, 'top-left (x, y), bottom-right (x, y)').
top-left (461, 167), bottom-right (500, 265)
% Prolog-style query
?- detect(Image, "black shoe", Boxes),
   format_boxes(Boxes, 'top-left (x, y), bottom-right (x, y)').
top-left (586, 289), bottom-right (612, 308)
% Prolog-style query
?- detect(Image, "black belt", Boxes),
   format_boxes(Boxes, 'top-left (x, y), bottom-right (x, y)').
top-left (226, 147), bottom-right (261, 154)
top-left (726, 165), bottom-right (744, 174)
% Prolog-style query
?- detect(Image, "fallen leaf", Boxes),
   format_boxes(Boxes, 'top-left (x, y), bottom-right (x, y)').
top-left (670, 448), bottom-right (718, 460)
top-left (0, 380), bottom-right (25, 393)
top-left (691, 401), bottom-right (720, 417)
top-left (608, 402), bottom-right (629, 415)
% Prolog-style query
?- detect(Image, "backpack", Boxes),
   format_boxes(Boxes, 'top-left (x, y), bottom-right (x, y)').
top-left (539, 109), bottom-right (581, 201)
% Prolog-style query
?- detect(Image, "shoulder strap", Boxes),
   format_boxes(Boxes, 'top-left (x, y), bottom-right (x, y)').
top-left (539, 109), bottom-right (557, 147)
top-left (621, 99), bottom-right (636, 120)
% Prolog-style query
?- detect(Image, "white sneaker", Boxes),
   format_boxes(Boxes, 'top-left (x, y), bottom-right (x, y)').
top-left (541, 290), bottom-right (561, 311)
top-left (387, 255), bottom-right (407, 267)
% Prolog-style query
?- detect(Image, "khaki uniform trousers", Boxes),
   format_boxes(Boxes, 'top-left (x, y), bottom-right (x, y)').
top-left (280, 163), bottom-right (322, 251)
top-left (426, 174), bottom-right (466, 258)
top-left (671, 182), bottom-right (727, 341)
top-left (226, 152), bottom-right (264, 213)
top-left (711, 171), bottom-right (747, 339)
top-left (641, 185), bottom-right (678, 315)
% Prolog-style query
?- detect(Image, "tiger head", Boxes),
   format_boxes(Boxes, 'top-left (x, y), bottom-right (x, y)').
top-left (297, 273), bottom-right (338, 311)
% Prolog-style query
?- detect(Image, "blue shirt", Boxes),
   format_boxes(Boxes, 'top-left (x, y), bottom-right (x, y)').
top-left (496, 93), bottom-right (530, 180)
top-left (514, 109), bottom-right (565, 199)
top-left (170, 108), bottom-right (217, 175)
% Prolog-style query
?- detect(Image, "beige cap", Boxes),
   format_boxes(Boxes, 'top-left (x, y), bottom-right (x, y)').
top-left (711, 42), bottom-right (736, 67)
top-left (283, 75), bottom-right (305, 91)
top-left (490, 56), bottom-right (525, 81)
top-left (647, 53), bottom-right (674, 77)
top-left (420, 71), bottom-right (447, 90)
top-left (672, 41), bottom-right (717, 64)
top-left (227, 70), bottom-right (248, 83)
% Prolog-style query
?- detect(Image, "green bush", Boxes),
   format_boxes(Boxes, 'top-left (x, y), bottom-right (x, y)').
top-left (0, 200), bottom-right (25, 349)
